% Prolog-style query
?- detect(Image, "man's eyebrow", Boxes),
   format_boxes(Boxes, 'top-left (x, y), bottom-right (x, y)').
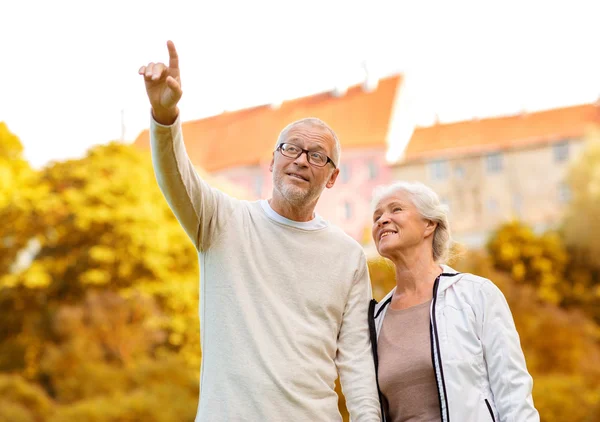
top-left (287, 138), bottom-right (327, 152)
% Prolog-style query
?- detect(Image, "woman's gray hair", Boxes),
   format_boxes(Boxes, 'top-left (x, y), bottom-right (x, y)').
top-left (371, 181), bottom-right (453, 263)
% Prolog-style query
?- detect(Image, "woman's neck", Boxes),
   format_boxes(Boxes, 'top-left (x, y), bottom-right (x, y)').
top-left (389, 249), bottom-right (442, 309)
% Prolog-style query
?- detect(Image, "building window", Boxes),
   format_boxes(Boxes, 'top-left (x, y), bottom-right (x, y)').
top-left (454, 165), bottom-right (465, 179)
top-left (486, 152), bottom-right (503, 173)
top-left (512, 193), bottom-right (523, 217)
top-left (429, 160), bottom-right (448, 181)
top-left (344, 201), bottom-right (353, 220)
top-left (558, 182), bottom-right (571, 203)
top-left (367, 160), bottom-right (378, 180)
top-left (340, 164), bottom-right (351, 183)
top-left (440, 197), bottom-right (451, 212)
top-left (553, 141), bottom-right (570, 162)
top-left (487, 198), bottom-right (498, 212)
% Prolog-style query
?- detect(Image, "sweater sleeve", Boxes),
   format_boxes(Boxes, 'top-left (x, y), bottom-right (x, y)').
top-left (335, 252), bottom-right (383, 421)
top-left (150, 113), bottom-right (236, 251)
top-left (478, 280), bottom-right (540, 422)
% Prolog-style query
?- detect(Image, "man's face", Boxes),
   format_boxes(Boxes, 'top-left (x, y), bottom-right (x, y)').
top-left (270, 122), bottom-right (339, 207)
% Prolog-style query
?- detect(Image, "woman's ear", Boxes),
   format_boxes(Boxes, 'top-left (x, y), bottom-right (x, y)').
top-left (424, 220), bottom-right (438, 237)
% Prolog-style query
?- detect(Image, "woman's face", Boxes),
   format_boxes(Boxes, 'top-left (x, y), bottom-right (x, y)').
top-left (372, 190), bottom-right (433, 260)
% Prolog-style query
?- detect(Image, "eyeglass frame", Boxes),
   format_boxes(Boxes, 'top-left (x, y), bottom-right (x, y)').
top-left (275, 143), bottom-right (337, 169)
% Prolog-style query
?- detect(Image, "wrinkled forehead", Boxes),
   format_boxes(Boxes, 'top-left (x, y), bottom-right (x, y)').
top-left (373, 189), bottom-right (413, 213)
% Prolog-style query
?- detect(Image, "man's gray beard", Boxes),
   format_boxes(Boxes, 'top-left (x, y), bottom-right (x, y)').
top-left (274, 176), bottom-right (322, 207)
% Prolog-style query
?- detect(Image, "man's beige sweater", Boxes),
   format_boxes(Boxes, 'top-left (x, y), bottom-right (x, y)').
top-left (150, 115), bottom-right (381, 421)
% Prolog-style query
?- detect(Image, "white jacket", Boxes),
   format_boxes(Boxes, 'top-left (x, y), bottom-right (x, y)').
top-left (368, 265), bottom-right (540, 422)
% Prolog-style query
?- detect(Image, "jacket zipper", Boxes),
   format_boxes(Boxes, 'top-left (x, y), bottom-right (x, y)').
top-left (485, 399), bottom-right (496, 422)
top-left (368, 299), bottom-right (387, 421)
top-left (430, 275), bottom-right (451, 422)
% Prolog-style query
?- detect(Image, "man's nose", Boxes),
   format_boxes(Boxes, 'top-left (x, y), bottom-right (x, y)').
top-left (293, 151), bottom-right (310, 167)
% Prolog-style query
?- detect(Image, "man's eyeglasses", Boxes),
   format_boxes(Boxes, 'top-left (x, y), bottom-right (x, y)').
top-left (276, 143), bottom-right (336, 169)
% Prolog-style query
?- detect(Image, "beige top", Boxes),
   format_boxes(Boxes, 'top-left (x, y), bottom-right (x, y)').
top-left (377, 299), bottom-right (441, 422)
top-left (150, 115), bottom-right (381, 421)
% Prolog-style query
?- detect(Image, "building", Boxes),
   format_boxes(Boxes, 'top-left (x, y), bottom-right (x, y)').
top-left (134, 74), bottom-right (410, 241)
top-left (391, 103), bottom-right (600, 246)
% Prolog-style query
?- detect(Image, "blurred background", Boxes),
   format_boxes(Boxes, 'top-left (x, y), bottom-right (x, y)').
top-left (1, 0), bottom-right (599, 421)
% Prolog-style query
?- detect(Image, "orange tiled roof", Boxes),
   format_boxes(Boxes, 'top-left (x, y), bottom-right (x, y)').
top-left (401, 103), bottom-right (600, 163)
top-left (133, 75), bottom-right (402, 172)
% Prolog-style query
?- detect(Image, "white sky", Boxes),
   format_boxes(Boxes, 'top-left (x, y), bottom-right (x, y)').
top-left (1, 0), bottom-right (598, 168)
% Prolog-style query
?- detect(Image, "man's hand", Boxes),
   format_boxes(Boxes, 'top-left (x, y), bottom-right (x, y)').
top-left (139, 40), bottom-right (182, 125)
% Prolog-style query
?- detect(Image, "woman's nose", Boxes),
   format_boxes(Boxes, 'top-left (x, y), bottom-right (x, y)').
top-left (378, 215), bottom-right (390, 226)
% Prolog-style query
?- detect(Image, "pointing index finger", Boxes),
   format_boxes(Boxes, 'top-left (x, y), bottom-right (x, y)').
top-left (167, 40), bottom-right (179, 69)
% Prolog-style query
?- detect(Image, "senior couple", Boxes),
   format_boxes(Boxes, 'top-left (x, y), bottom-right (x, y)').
top-left (140, 41), bottom-right (540, 422)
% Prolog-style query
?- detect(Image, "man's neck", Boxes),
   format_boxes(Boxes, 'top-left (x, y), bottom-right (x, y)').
top-left (268, 196), bottom-right (316, 222)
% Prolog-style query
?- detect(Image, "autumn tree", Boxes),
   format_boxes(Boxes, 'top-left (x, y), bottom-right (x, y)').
top-left (559, 127), bottom-right (600, 321)
top-left (0, 138), bottom-right (212, 420)
top-left (487, 221), bottom-right (569, 305)
top-left (453, 251), bottom-right (600, 422)
top-left (0, 123), bottom-right (46, 281)
top-left (562, 126), bottom-right (600, 266)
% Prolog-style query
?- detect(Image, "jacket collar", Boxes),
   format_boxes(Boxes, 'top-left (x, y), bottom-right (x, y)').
top-left (373, 264), bottom-right (461, 316)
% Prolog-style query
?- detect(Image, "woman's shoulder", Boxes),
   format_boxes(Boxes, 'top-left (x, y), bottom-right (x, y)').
top-left (449, 271), bottom-right (507, 306)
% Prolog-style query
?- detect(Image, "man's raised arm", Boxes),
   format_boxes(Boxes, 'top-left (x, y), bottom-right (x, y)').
top-left (139, 41), bottom-right (232, 251)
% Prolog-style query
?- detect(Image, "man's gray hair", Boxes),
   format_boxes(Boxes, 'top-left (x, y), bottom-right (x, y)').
top-left (371, 181), bottom-right (453, 263)
top-left (274, 118), bottom-right (342, 167)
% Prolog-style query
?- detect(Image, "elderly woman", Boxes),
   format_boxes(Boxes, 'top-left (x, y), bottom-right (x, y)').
top-left (368, 181), bottom-right (539, 422)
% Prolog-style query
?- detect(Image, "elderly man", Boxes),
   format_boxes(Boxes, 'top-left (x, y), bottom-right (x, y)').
top-left (139, 40), bottom-right (381, 422)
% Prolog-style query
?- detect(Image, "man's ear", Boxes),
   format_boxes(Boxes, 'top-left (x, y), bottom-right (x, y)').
top-left (326, 168), bottom-right (340, 189)
top-left (269, 153), bottom-right (274, 172)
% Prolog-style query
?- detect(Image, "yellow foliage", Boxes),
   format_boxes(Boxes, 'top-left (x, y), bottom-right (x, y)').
top-left (487, 221), bottom-right (570, 304)
top-left (0, 374), bottom-right (54, 421)
top-left (364, 249), bottom-right (600, 422)
top-left (454, 252), bottom-right (600, 421)
top-left (563, 127), bottom-right (600, 264)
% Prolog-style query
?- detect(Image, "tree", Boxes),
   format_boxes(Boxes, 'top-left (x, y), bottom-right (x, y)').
top-left (487, 221), bottom-right (569, 305)
top-left (454, 251), bottom-right (600, 422)
top-left (563, 126), bottom-right (600, 266)
top-left (560, 126), bottom-right (600, 321)
top-left (0, 139), bottom-right (209, 421)
top-left (0, 141), bottom-right (203, 377)
top-left (0, 374), bottom-right (54, 422)
top-left (0, 123), bottom-right (47, 280)
top-left (364, 247), bottom-right (600, 422)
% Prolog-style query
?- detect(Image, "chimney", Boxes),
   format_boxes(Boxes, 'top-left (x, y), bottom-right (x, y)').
top-left (331, 85), bottom-right (348, 97)
top-left (270, 100), bottom-right (283, 109)
top-left (361, 60), bottom-right (379, 92)
top-left (120, 108), bottom-right (126, 141)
